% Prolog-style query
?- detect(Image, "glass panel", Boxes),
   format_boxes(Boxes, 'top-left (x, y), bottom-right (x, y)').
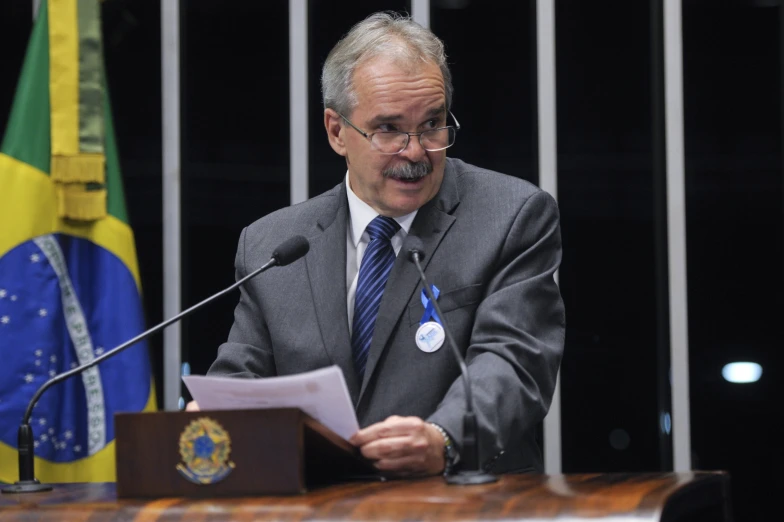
top-left (431, 0), bottom-right (538, 184)
top-left (0, 3), bottom-right (32, 133)
top-left (102, 0), bottom-right (164, 405)
top-left (556, 0), bottom-right (671, 472)
top-left (683, 2), bottom-right (783, 520)
top-left (181, 1), bottom-right (290, 379)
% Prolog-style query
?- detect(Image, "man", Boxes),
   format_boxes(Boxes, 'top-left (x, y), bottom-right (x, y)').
top-left (192, 12), bottom-right (564, 477)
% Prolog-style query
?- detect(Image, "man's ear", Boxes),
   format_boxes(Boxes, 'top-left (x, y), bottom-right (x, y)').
top-left (324, 109), bottom-right (347, 157)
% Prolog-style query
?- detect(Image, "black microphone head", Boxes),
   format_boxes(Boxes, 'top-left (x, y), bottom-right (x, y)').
top-left (407, 238), bottom-right (425, 263)
top-left (272, 236), bottom-right (310, 266)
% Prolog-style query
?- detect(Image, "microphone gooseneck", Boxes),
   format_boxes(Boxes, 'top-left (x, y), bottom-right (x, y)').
top-left (407, 241), bottom-right (497, 486)
top-left (2, 236), bottom-right (310, 494)
top-left (408, 250), bottom-right (474, 416)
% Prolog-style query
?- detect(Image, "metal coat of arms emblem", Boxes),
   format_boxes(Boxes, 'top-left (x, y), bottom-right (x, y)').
top-left (176, 417), bottom-right (235, 485)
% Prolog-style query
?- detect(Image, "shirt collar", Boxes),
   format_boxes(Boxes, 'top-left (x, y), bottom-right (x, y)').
top-left (345, 172), bottom-right (417, 247)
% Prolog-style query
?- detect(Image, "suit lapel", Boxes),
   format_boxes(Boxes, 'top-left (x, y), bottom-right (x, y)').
top-left (305, 184), bottom-right (361, 403)
top-left (358, 166), bottom-right (461, 401)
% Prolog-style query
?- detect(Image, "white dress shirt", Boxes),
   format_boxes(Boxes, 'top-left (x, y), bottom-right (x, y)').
top-left (345, 173), bottom-right (417, 334)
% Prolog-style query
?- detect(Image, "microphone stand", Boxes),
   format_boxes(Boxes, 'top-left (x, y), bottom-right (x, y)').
top-left (410, 251), bottom-right (497, 485)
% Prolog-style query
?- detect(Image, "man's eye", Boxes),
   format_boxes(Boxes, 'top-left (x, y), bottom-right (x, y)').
top-left (379, 124), bottom-right (398, 132)
top-left (424, 119), bottom-right (439, 129)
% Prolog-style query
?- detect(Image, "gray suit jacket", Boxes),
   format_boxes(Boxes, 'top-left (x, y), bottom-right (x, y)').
top-left (208, 157), bottom-right (565, 473)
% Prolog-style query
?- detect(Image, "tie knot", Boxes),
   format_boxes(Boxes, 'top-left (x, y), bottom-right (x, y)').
top-left (366, 216), bottom-right (400, 241)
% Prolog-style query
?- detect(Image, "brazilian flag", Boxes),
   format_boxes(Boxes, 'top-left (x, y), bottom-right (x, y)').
top-left (0, 0), bottom-right (155, 483)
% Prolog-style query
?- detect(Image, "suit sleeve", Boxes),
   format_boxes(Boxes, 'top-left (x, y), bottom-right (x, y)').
top-left (207, 227), bottom-right (277, 378)
top-left (427, 189), bottom-right (565, 469)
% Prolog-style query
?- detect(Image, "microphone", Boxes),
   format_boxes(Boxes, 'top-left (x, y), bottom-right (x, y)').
top-left (1, 235), bottom-right (310, 494)
top-left (407, 239), bottom-right (497, 485)
top-left (271, 235), bottom-right (310, 266)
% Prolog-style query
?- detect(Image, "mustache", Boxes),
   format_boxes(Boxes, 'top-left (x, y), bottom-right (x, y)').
top-left (382, 161), bottom-right (433, 181)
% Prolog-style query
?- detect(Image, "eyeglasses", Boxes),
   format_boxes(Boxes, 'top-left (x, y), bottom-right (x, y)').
top-left (337, 111), bottom-right (461, 155)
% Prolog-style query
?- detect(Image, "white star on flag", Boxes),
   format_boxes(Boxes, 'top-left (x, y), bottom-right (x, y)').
top-left (74, 445), bottom-right (82, 453)
top-left (35, 360), bottom-right (41, 366)
top-left (48, 428), bottom-right (54, 435)
top-left (65, 430), bottom-right (73, 439)
top-left (48, 370), bottom-right (56, 377)
top-left (25, 374), bottom-right (34, 383)
top-left (39, 418), bottom-right (46, 426)
top-left (39, 309), bottom-right (47, 317)
top-left (70, 362), bottom-right (78, 369)
top-left (33, 441), bottom-right (39, 448)
top-left (35, 350), bottom-right (42, 357)
top-left (30, 253), bottom-right (40, 263)
top-left (10, 295), bottom-right (17, 301)
top-left (0, 289), bottom-right (6, 298)
top-left (40, 434), bottom-right (48, 441)
top-left (1, 316), bottom-right (9, 324)
top-left (49, 355), bottom-right (57, 363)
top-left (95, 347), bottom-right (104, 355)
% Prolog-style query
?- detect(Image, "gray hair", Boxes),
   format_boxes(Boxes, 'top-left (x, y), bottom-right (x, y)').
top-left (321, 12), bottom-right (453, 116)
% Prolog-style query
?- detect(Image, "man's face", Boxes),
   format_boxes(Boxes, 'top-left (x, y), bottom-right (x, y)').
top-left (325, 57), bottom-right (448, 217)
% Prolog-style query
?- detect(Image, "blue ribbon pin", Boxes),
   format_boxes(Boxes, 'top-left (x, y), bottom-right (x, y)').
top-left (419, 285), bottom-right (441, 325)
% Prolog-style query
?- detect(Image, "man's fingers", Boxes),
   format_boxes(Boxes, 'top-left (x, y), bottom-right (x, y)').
top-left (358, 435), bottom-right (429, 461)
top-left (351, 418), bottom-right (444, 476)
top-left (374, 455), bottom-right (429, 474)
top-left (185, 400), bottom-right (200, 412)
top-left (350, 416), bottom-right (425, 445)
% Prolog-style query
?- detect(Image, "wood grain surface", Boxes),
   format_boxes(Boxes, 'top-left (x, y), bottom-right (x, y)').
top-left (0, 472), bottom-right (730, 521)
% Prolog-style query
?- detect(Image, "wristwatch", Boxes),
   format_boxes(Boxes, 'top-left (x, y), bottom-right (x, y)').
top-left (429, 423), bottom-right (459, 475)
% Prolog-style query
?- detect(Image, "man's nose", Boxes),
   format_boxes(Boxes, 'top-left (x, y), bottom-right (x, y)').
top-left (398, 133), bottom-right (427, 162)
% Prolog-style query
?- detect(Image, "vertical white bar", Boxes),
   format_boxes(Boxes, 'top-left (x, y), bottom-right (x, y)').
top-left (663, 0), bottom-right (692, 471)
top-left (33, 0), bottom-right (41, 19)
top-left (537, 0), bottom-right (561, 474)
top-left (161, 1), bottom-right (181, 411)
top-left (289, 0), bottom-right (308, 205)
top-left (411, 0), bottom-right (430, 28)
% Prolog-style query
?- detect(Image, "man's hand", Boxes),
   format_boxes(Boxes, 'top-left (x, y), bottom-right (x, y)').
top-left (185, 400), bottom-right (200, 411)
top-left (349, 415), bottom-right (445, 476)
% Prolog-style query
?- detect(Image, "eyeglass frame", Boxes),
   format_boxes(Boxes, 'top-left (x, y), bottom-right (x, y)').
top-left (335, 110), bottom-right (461, 155)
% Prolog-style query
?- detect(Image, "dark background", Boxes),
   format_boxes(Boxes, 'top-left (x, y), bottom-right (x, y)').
top-left (1, 0), bottom-right (782, 520)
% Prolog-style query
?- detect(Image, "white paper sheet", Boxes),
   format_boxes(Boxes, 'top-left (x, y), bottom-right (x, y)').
top-left (182, 366), bottom-right (359, 441)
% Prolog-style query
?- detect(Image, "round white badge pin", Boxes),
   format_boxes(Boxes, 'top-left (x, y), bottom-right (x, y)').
top-left (415, 321), bottom-right (445, 353)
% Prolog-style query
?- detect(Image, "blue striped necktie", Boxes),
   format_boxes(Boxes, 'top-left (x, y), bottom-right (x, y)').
top-left (352, 215), bottom-right (401, 380)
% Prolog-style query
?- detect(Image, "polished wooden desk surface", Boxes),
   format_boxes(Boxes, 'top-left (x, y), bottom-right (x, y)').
top-left (0, 472), bottom-right (729, 521)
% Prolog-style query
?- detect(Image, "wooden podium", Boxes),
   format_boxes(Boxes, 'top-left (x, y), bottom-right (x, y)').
top-left (0, 473), bottom-right (731, 521)
top-left (114, 408), bottom-right (377, 498)
top-left (0, 409), bottom-right (732, 520)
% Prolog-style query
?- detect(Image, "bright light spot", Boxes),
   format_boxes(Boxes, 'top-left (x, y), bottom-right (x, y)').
top-left (722, 362), bottom-right (762, 383)
top-left (660, 412), bottom-right (672, 435)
